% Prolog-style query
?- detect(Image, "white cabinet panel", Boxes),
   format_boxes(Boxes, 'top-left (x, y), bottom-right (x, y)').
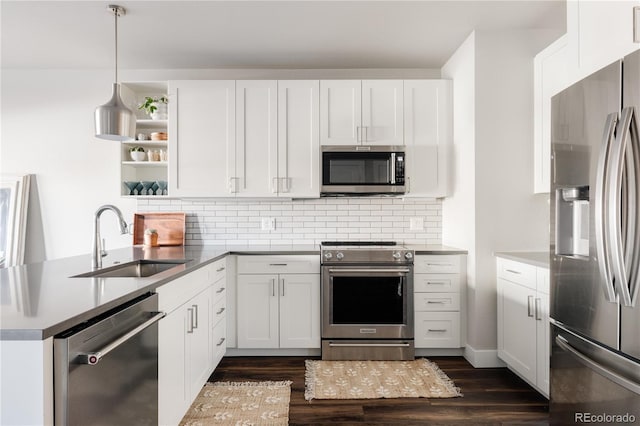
top-left (404, 80), bottom-right (451, 197)
top-left (320, 80), bottom-right (361, 145)
top-left (497, 257), bottom-right (549, 397)
top-left (236, 255), bottom-right (321, 350)
top-left (415, 312), bottom-right (461, 348)
top-left (277, 81), bottom-right (320, 197)
top-left (362, 80), bottom-right (404, 145)
top-left (158, 306), bottom-right (188, 426)
top-left (498, 277), bottom-right (537, 385)
top-left (320, 80), bottom-right (403, 146)
top-left (237, 274), bottom-right (280, 348)
top-left (235, 80), bottom-right (278, 197)
top-left (279, 274), bottom-right (321, 348)
top-left (414, 254), bottom-right (465, 349)
top-left (169, 80), bottom-right (235, 197)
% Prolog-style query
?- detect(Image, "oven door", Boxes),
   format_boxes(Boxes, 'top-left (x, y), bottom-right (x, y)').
top-left (321, 265), bottom-right (414, 339)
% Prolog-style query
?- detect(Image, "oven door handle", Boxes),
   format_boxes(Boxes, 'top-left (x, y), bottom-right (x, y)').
top-left (328, 342), bottom-right (412, 348)
top-left (327, 268), bottom-right (411, 274)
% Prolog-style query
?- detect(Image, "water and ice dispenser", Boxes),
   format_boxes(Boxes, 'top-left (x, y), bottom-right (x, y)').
top-left (555, 186), bottom-right (590, 258)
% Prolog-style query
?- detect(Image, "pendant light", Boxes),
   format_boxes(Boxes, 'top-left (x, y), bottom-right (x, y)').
top-left (94, 5), bottom-right (135, 141)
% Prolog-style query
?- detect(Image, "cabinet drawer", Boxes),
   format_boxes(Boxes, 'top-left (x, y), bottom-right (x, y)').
top-left (414, 273), bottom-right (460, 293)
top-left (212, 297), bottom-right (226, 327)
top-left (211, 258), bottom-right (227, 283)
top-left (212, 279), bottom-right (226, 302)
top-left (237, 255), bottom-right (320, 274)
top-left (415, 293), bottom-right (460, 312)
top-left (157, 266), bottom-right (210, 313)
top-left (212, 317), bottom-right (226, 362)
top-left (497, 258), bottom-right (537, 290)
top-left (414, 255), bottom-right (461, 274)
top-left (415, 312), bottom-right (461, 348)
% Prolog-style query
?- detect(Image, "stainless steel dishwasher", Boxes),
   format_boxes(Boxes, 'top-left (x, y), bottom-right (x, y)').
top-left (54, 292), bottom-right (164, 425)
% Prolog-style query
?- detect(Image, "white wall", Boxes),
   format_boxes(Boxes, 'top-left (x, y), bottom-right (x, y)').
top-left (1, 68), bottom-right (440, 261)
top-left (442, 29), bottom-right (555, 365)
top-left (441, 31), bottom-right (477, 357)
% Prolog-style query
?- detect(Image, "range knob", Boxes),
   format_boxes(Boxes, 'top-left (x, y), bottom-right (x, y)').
top-left (392, 252), bottom-right (402, 259)
top-left (336, 252), bottom-right (345, 260)
top-left (324, 252), bottom-right (333, 260)
top-left (405, 252), bottom-right (414, 260)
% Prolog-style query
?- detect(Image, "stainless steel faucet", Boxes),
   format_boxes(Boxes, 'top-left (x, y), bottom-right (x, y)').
top-left (92, 204), bottom-right (128, 269)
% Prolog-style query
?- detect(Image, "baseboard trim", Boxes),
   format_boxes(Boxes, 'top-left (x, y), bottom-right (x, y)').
top-left (415, 348), bottom-right (464, 357)
top-left (463, 345), bottom-right (506, 368)
top-left (225, 348), bottom-right (321, 357)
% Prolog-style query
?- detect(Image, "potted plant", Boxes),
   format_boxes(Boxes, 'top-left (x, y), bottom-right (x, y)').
top-left (138, 95), bottom-right (168, 120)
top-left (129, 146), bottom-right (146, 161)
top-left (143, 228), bottom-right (159, 247)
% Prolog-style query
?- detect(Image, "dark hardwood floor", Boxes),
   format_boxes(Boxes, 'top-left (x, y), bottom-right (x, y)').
top-left (208, 356), bottom-right (549, 425)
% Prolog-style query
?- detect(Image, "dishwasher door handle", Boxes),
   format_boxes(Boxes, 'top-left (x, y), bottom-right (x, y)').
top-left (78, 311), bottom-right (165, 365)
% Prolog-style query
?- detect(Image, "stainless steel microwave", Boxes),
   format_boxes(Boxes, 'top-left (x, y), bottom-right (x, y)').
top-left (321, 145), bottom-right (406, 195)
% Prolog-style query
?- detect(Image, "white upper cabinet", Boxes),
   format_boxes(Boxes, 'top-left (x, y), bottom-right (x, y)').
top-left (320, 80), bottom-right (403, 146)
top-left (533, 36), bottom-right (571, 194)
top-left (320, 80), bottom-right (361, 145)
top-left (576, 0), bottom-right (639, 79)
top-left (403, 80), bottom-right (452, 198)
top-left (277, 81), bottom-right (320, 198)
top-left (235, 80), bottom-right (278, 197)
top-left (168, 80), bottom-right (235, 197)
top-left (533, 2), bottom-right (640, 193)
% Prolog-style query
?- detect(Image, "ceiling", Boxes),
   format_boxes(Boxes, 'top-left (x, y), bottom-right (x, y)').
top-left (1, 1), bottom-right (566, 70)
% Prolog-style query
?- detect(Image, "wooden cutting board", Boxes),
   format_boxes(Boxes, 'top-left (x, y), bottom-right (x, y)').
top-left (133, 212), bottom-right (186, 246)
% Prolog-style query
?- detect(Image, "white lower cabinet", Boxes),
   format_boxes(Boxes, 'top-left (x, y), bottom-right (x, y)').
top-left (236, 255), bottom-right (320, 349)
top-left (497, 257), bottom-right (549, 397)
top-left (414, 255), bottom-right (466, 349)
top-left (157, 260), bottom-right (226, 426)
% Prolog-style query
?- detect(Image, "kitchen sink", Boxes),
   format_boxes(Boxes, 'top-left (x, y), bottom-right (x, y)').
top-left (72, 259), bottom-right (190, 278)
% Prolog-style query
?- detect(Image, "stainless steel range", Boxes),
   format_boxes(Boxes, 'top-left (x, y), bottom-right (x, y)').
top-left (321, 241), bottom-right (415, 360)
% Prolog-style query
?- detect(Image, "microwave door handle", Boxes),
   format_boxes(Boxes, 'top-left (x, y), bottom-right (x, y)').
top-left (390, 153), bottom-right (396, 184)
top-left (595, 112), bottom-right (618, 303)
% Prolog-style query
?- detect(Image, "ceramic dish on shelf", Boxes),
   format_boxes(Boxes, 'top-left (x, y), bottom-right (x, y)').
top-left (150, 132), bottom-right (168, 141)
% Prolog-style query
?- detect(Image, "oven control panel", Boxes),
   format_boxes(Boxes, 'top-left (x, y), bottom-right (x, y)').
top-left (321, 249), bottom-right (415, 264)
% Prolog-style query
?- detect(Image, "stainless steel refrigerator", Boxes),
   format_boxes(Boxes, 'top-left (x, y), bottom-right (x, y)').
top-left (550, 49), bottom-right (640, 425)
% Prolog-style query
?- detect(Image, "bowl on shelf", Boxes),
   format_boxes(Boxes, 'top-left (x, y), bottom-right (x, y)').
top-left (150, 132), bottom-right (168, 141)
top-left (130, 150), bottom-right (146, 161)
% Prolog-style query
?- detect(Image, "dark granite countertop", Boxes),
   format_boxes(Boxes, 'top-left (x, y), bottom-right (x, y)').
top-left (1, 243), bottom-right (465, 341)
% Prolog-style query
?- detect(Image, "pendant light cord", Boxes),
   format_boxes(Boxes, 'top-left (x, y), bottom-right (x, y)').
top-left (114, 6), bottom-right (119, 84)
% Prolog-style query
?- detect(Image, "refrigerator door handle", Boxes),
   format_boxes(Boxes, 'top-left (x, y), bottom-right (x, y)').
top-left (595, 112), bottom-right (619, 302)
top-left (556, 335), bottom-right (640, 395)
top-left (610, 107), bottom-right (640, 307)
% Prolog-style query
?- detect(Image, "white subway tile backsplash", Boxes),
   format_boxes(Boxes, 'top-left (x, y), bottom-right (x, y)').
top-left (136, 197), bottom-right (442, 245)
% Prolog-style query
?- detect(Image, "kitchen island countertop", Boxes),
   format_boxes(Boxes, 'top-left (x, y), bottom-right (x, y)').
top-left (1, 243), bottom-right (466, 341)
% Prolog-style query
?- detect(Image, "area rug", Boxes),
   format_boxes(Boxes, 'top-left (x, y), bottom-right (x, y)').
top-left (304, 358), bottom-right (462, 401)
top-left (180, 381), bottom-right (292, 426)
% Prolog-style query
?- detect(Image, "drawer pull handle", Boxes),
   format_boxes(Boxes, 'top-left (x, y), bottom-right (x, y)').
top-left (216, 337), bottom-right (226, 347)
top-left (527, 295), bottom-right (534, 317)
top-left (269, 263), bottom-right (288, 266)
top-left (427, 329), bottom-right (447, 332)
top-left (427, 301), bottom-right (447, 304)
top-left (216, 267), bottom-right (225, 272)
top-left (506, 269), bottom-right (522, 275)
top-left (216, 287), bottom-right (226, 294)
top-left (426, 281), bottom-right (447, 285)
top-left (427, 263), bottom-right (453, 267)
top-left (216, 307), bottom-right (226, 315)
